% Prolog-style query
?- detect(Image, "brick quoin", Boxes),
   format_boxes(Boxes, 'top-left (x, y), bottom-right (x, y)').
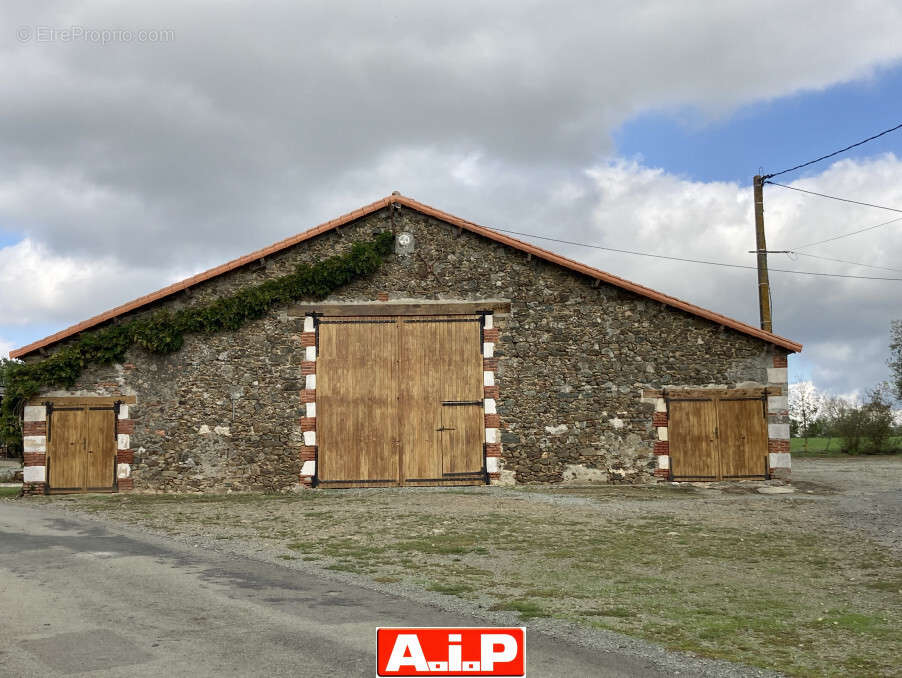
top-left (299, 475), bottom-right (314, 487)
top-left (768, 439), bottom-right (790, 453)
top-left (653, 469), bottom-right (670, 478)
top-left (652, 412), bottom-right (668, 427)
top-left (654, 441), bottom-right (670, 455)
top-left (483, 328), bottom-right (500, 343)
top-left (301, 389), bottom-right (316, 403)
top-left (484, 414), bottom-right (500, 429)
top-left (23, 453), bottom-right (46, 466)
top-left (300, 447), bottom-right (316, 461)
top-left (300, 417), bottom-right (316, 432)
top-left (773, 354), bottom-right (788, 368)
top-left (485, 443), bottom-right (501, 456)
top-left (484, 386), bottom-right (499, 400)
top-left (22, 483), bottom-right (46, 496)
top-left (116, 450), bottom-right (134, 464)
top-left (483, 358), bottom-right (498, 371)
top-left (23, 421), bottom-right (46, 436)
top-left (117, 419), bottom-right (135, 434)
top-left (300, 332), bottom-right (316, 347)
top-left (377, 292), bottom-right (389, 302)
top-left (117, 478), bottom-right (134, 491)
top-left (300, 361), bottom-right (316, 375)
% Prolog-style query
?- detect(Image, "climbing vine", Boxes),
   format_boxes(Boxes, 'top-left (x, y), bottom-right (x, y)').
top-left (0, 231), bottom-right (395, 452)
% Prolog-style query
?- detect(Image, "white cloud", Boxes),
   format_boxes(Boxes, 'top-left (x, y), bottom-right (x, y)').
top-left (0, 238), bottom-right (188, 329)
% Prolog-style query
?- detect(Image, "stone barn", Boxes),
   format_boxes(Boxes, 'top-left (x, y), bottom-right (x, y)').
top-left (11, 194), bottom-right (801, 494)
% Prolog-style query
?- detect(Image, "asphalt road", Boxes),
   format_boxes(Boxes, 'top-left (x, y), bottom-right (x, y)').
top-left (0, 502), bottom-right (687, 677)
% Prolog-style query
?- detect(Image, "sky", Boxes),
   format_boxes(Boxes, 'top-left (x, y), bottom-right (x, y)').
top-left (1, 1), bottom-right (901, 398)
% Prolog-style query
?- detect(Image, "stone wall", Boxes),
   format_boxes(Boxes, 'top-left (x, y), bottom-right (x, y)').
top-left (26, 205), bottom-right (790, 490)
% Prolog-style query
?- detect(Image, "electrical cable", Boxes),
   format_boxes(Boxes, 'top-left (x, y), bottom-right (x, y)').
top-left (789, 251), bottom-right (902, 274)
top-left (762, 122), bottom-right (902, 180)
top-left (488, 226), bottom-right (902, 281)
top-left (792, 215), bottom-right (902, 250)
top-left (764, 181), bottom-right (902, 213)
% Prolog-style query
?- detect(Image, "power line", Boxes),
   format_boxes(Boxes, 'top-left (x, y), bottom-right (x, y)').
top-left (765, 181), bottom-right (902, 213)
top-left (793, 215), bottom-right (902, 250)
top-left (790, 251), bottom-right (902, 274)
top-left (762, 121), bottom-right (902, 180)
top-left (489, 226), bottom-right (902, 281)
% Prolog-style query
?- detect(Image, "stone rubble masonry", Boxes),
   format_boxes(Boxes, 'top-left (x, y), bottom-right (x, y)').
top-left (21, 207), bottom-right (794, 491)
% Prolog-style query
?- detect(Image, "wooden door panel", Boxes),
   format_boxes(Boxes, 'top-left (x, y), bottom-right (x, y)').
top-left (399, 319), bottom-right (446, 482)
top-left (440, 405), bottom-right (484, 477)
top-left (718, 399), bottom-right (768, 478)
top-left (399, 316), bottom-right (483, 483)
top-left (668, 399), bottom-right (719, 480)
top-left (48, 408), bottom-right (85, 490)
top-left (85, 408), bottom-right (116, 489)
top-left (317, 318), bottom-right (399, 484)
top-left (439, 319), bottom-right (484, 478)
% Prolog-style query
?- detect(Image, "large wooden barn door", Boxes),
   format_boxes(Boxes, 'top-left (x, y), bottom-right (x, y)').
top-left (400, 316), bottom-right (484, 485)
top-left (316, 318), bottom-right (399, 487)
top-left (47, 405), bottom-right (117, 492)
top-left (667, 392), bottom-right (768, 481)
top-left (315, 314), bottom-right (484, 487)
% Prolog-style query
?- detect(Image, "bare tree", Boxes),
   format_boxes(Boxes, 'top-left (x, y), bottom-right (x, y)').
top-left (789, 381), bottom-right (822, 452)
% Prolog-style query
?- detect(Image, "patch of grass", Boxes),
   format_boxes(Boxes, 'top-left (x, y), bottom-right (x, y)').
top-left (0, 486), bottom-right (21, 498)
top-left (488, 599), bottom-right (549, 619)
top-left (426, 581), bottom-right (475, 596)
top-left (792, 437), bottom-right (902, 456)
top-left (581, 607), bottom-right (635, 618)
top-left (277, 555), bottom-right (297, 560)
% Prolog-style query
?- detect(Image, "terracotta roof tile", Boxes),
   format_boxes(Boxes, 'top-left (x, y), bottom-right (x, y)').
top-left (10, 194), bottom-right (801, 357)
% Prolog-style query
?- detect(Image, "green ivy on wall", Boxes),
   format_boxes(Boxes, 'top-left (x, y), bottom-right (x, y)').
top-left (0, 231), bottom-right (395, 452)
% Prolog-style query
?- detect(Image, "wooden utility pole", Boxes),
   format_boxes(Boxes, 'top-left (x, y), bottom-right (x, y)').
top-left (753, 175), bottom-right (772, 333)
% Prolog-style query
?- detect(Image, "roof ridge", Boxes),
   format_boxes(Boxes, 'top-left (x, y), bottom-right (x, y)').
top-left (10, 194), bottom-right (801, 358)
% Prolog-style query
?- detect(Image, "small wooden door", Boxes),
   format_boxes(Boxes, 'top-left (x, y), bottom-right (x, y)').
top-left (668, 399), bottom-right (719, 480)
top-left (316, 314), bottom-right (485, 487)
top-left (667, 393), bottom-right (768, 481)
top-left (48, 405), bottom-right (117, 492)
top-left (316, 318), bottom-right (399, 487)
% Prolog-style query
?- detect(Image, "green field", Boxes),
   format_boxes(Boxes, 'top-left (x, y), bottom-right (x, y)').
top-left (791, 437), bottom-right (902, 457)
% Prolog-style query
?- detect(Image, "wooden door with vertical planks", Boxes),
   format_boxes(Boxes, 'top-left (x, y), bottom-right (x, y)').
top-left (316, 317), bottom-right (399, 487)
top-left (667, 398), bottom-right (719, 481)
top-left (717, 398), bottom-right (768, 479)
top-left (85, 407), bottom-right (117, 489)
top-left (399, 316), bottom-right (484, 485)
top-left (437, 319), bottom-right (485, 481)
top-left (48, 407), bottom-right (85, 490)
top-left (315, 314), bottom-right (485, 487)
